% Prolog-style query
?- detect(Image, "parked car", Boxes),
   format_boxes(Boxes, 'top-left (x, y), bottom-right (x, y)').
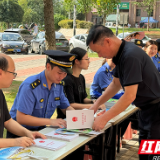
top-left (117, 31), bottom-right (151, 46)
top-left (0, 32), bottom-right (28, 54)
top-left (69, 34), bottom-right (88, 51)
top-left (4, 28), bottom-right (34, 45)
top-left (30, 31), bottom-right (69, 54)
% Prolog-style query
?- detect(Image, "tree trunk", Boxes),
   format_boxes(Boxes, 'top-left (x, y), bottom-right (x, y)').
top-left (7, 22), bottom-right (9, 29)
top-left (147, 16), bottom-right (149, 31)
top-left (43, 0), bottom-right (56, 50)
top-left (103, 13), bottom-right (107, 26)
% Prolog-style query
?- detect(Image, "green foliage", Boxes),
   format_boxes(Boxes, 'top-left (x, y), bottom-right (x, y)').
top-left (54, 13), bottom-right (67, 30)
top-left (58, 19), bottom-right (73, 28)
top-left (0, 0), bottom-right (24, 26)
top-left (58, 19), bottom-right (92, 29)
top-left (76, 21), bottom-right (93, 29)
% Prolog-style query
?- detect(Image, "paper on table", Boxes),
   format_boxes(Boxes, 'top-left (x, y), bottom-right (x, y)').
top-left (62, 128), bottom-right (103, 135)
top-left (34, 138), bottom-right (66, 151)
top-left (66, 110), bottom-right (94, 129)
top-left (45, 130), bottom-right (79, 141)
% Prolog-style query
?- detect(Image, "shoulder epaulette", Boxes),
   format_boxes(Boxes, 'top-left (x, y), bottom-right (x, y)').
top-left (30, 79), bottom-right (41, 89)
top-left (59, 81), bottom-right (65, 86)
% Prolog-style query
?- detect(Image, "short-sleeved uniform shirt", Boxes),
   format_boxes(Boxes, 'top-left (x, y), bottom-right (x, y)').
top-left (57, 74), bottom-right (87, 119)
top-left (10, 70), bottom-right (70, 130)
top-left (0, 90), bottom-right (11, 137)
top-left (113, 40), bottom-right (160, 108)
top-left (152, 53), bottom-right (160, 72)
top-left (90, 62), bottom-right (113, 96)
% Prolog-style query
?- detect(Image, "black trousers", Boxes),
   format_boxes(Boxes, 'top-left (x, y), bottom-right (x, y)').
top-left (139, 102), bottom-right (160, 160)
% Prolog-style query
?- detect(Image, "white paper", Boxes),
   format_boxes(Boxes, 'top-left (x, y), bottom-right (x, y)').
top-left (33, 138), bottom-right (66, 151)
top-left (66, 110), bottom-right (94, 130)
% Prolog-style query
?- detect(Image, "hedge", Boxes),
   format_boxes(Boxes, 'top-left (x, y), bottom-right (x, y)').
top-left (58, 19), bottom-right (93, 29)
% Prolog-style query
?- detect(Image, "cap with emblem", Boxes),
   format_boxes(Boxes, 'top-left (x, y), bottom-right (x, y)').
top-left (44, 50), bottom-right (76, 74)
top-left (131, 39), bottom-right (143, 47)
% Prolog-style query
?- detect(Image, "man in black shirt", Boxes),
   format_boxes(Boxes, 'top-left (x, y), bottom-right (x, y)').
top-left (0, 53), bottom-right (46, 148)
top-left (86, 25), bottom-right (160, 160)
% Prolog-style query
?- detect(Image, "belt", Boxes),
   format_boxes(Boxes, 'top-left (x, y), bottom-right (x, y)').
top-left (138, 97), bottom-right (160, 110)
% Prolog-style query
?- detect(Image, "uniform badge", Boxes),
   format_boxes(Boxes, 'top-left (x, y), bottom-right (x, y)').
top-left (43, 83), bottom-right (46, 87)
top-left (55, 97), bottom-right (60, 101)
top-left (106, 68), bottom-right (108, 73)
top-left (59, 81), bottom-right (65, 86)
top-left (136, 40), bottom-right (141, 45)
top-left (39, 98), bottom-right (44, 103)
top-left (69, 55), bottom-right (75, 61)
top-left (30, 79), bottom-right (41, 89)
top-left (155, 55), bottom-right (158, 58)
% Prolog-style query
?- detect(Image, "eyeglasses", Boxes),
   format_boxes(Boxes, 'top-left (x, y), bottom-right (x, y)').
top-left (81, 58), bottom-right (90, 61)
top-left (6, 71), bottom-right (17, 78)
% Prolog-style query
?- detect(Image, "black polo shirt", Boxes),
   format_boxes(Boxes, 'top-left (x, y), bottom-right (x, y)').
top-left (0, 90), bottom-right (11, 138)
top-left (113, 40), bottom-right (160, 107)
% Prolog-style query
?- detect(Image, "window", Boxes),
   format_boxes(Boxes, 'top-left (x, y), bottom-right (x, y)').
top-left (74, 35), bottom-right (80, 40)
top-left (136, 9), bottom-right (141, 17)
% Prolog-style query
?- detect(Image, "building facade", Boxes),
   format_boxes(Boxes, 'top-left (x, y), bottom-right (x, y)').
top-left (87, 0), bottom-right (160, 28)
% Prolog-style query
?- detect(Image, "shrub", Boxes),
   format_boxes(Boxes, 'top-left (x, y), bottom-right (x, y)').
top-left (58, 19), bottom-right (93, 29)
top-left (77, 21), bottom-right (93, 29)
top-left (54, 14), bottom-right (66, 30)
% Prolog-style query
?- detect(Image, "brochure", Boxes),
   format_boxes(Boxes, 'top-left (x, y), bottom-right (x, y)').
top-left (34, 138), bottom-right (66, 151)
top-left (45, 129), bottom-right (79, 141)
top-left (0, 146), bottom-right (33, 160)
top-left (66, 110), bottom-right (94, 130)
top-left (105, 98), bottom-right (118, 110)
top-left (62, 128), bottom-right (103, 135)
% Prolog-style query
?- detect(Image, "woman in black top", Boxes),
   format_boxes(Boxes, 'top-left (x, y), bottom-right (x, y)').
top-left (57, 47), bottom-right (105, 119)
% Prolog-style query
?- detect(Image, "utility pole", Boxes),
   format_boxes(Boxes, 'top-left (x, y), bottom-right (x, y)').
top-left (73, 5), bottom-right (76, 36)
top-left (116, 4), bottom-right (120, 36)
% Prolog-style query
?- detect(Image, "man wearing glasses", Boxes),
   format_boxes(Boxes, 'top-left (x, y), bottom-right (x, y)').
top-left (8, 50), bottom-right (75, 138)
top-left (0, 53), bottom-right (46, 148)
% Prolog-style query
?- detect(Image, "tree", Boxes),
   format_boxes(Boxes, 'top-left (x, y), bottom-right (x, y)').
top-left (18, 0), bottom-right (32, 24)
top-left (133, 0), bottom-right (157, 31)
top-left (64, 0), bottom-right (93, 21)
top-left (43, 0), bottom-right (56, 50)
top-left (77, 0), bottom-right (93, 21)
top-left (63, 0), bottom-right (74, 19)
top-left (28, 0), bottom-right (44, 25)
top-left (92, 0), bottom-right (120, 25)
top-left (0, 0), bottom-right (24, 28)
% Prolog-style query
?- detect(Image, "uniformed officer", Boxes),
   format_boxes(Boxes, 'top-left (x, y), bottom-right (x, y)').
top-left (152, 39), bottom-right (160, 72)
top-left (87, 25), bottom-right (160, 160)
top-left (8, 50), bottom-right (76, 138)
top-left (90, 58), bottom-right (115, 99)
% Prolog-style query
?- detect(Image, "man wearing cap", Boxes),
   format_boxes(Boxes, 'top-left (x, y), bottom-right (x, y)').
top-left (8, 50), bottom-right (75, 138)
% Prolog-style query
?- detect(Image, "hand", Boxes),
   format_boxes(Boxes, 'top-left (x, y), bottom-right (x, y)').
top-left (50, 119), bottom-right (67, 128)
top-left (14, 137), bottom-right (35, 147)
top-left (98, 104), bottom-right (106, 110)
top-left (89, 104), bottom-right (98, 114)
top-left (92, 115), bottom-right (108, 131)
top-left (26, 131), bottom-right (46, 140)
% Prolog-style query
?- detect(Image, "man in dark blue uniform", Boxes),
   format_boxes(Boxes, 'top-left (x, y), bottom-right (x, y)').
top-left (8, 50), bottom-right (76, 137)
top-left (87, 25), bottom-right (160, 160)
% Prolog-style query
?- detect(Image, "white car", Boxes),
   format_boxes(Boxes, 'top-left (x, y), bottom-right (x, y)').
top-left (69, 34), bottom-right (88, 51)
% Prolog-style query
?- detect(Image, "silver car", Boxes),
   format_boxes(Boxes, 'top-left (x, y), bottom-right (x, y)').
top-left (69, 34), bottom-right (88, 51)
